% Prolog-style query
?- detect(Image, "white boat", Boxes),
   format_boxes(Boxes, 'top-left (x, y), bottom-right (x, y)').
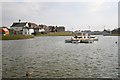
top-left (65, 39), bottom-right (72, 43)
top-left (72, 40), bottom-right (80, 43)
top-left (90, 36), bottom-right (98, 41)
top-left (65, 33), bottom-right (98, 43)
top-left (80, 38), bottom-right (94, 43)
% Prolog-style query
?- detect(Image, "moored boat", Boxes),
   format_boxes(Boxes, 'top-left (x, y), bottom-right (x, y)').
top-left (90, 36), bottom-right (98, 41)
top-left (80, 38), bottom-right (94, 43)
top-left (65, 39), bottom-right (72, 43)
top-left (65, 32), bottom-right (98, 43)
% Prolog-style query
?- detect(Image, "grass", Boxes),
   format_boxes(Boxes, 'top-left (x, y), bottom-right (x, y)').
top-left (1, 35), bottom-right (34, 40)
top-left (36, 32), bottom-right (73, 36)
top-left (111, 34), bottom-right (120, 36)
top-left (0, 32), bottom-right (73, 40)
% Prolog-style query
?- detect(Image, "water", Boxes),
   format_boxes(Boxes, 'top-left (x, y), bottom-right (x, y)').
top-left (2, 35), bottom-right (119, 78)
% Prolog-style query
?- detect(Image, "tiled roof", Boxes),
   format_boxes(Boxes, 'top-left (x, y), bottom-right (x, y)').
top-left (11, 22), bottom-right (27, 27)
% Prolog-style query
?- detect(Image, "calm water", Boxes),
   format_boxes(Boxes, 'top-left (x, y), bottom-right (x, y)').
top-left (2, 35), bottom-right (119, 78)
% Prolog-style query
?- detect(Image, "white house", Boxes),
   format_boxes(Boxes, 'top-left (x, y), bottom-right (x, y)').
top-left (11, 22), bottom-right (38, 35)
top-left (22, 27), bottom-right (34, 35)
top-left (39, 28), bottom-right (45, 32)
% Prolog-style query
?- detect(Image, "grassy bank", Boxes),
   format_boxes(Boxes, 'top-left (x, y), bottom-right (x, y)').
top-left (1, 35), bottom-right (34, 40)
top-left (0, 32), bottom-right (73, 40)
top-left (110, 34), bottom-right (120, 36)
top-left (36, 32), bottom-right (73, 36)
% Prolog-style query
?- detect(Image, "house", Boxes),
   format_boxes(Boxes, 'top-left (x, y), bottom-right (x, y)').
top-left (74, 30), bottom-right (81, 34)
top-left (45, 26), bottom-right (65, 32)
top-left (11, 21), bottom-right (66, 35)
top-left (111, 28), bottom-right (120, 34)
top-left (11, 22), bottom-right (39, 35)
top-left (81, 30), bottom-right (92, 34)
top-left (47, 26), bottom-right (57, 32)
top-left (56, 26), bottom-right (65, 32)
top-left (102, 29), bottom-right (111, 36)
top-left (39, 24), bottom-right (47, 29)
top-left (91, 31), bottom-right (102, 35)
top-left (0, 27), bottom-right (9, 36)
top-left (38, 24), bottom-right (47, 33)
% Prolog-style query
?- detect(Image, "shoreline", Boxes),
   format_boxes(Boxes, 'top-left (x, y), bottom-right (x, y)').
top-left (1, 33), bottom-right (120, 40)
top-left (110, 34), bottom-right (120, 36)
top-left (1, 35), bottom-right (34, 40)
top-left (1, 32), bottom-right (73, 40)
top-left (35, 32), bottom-right (73, 36)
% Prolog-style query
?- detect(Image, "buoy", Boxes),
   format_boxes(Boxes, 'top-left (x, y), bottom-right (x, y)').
top-left (115, 42), bottom-right (117, 44)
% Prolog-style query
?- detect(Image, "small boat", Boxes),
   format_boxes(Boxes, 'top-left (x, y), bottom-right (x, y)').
top-left (65, 32), bottom-right (97, 43)
top-left (65, 39), bottom-right (72, 43)
top-left (65, 37), bottom-right (79, 43)
top-left (72, 40), bottom-right (80, 43)
top-left (90, 36), bottom-right (98, 41)
top-left (80, 38), bottom-right (94, 43)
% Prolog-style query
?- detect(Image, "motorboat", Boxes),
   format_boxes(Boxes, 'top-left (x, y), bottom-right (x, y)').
top-left (80, 38), bottom-right (94, 43)
top-left (65, 33), bottom-right (98, 43)
top-left (90, 36), bottom-right (98, 41)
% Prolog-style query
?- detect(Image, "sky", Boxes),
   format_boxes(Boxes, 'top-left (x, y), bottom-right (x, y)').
top-left (1, 0), bottom-right (119, 31)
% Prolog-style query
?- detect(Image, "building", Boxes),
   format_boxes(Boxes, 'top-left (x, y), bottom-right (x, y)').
top-left (111, 28), bottom-right (120, 34)
top-left (56, 26), bottom-right (65, 32)
top-left (11, 21), bottom-right (66, 34)
top-left (0, 27), bottom-right (9, 36)
top-left (39, 24), bottom-right (47, 29)
top-left (74, 30), bottom-right (81, 34)
top-left (11, 22), bottom-right (39, 35)
top-left (38, 24), bottom-right (47, 33)
top-left (81, 30), bottom-right (92, 34)
top-left (102, 29), bottom-right (111, 36)
top-left (48, 26), bottom-right (56, 32)
top-left (91, 31), bottom-right (102, 35)
top-left (45, 26), bottom-right (65, 32)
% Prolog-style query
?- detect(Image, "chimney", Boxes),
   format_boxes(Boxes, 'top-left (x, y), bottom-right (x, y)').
top-left (19, 19), bottom-right (21, 23)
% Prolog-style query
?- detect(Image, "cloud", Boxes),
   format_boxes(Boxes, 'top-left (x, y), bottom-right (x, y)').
top-left (2, 2), bottom-right (118, 30)
top-left (0, 2), bottom-right (2, 25)
top-left (2, 0), bottom-right (120, 2)
top-left (2, 2), bottom-right (46, 25)
top-left (90, 0), bottom-right (104, 12)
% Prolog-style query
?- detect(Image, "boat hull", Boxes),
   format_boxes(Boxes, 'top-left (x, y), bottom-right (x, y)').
top-left (80, 39), bottom-right (94, 43)
top-left (65, 39), bottom-right (72, 43)
top-left (65, 35), bottom-right (97, 43)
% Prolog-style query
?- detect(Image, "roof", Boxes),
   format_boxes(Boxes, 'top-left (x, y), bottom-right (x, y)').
top-left (11, 22), bottom-right (27, 27)
top-left (11, 22), bottom-right (40, 29)
top-left (0, 28), bottom-right (9, 32)
top-left (3, 28), bottom-right (9, 32)
top-left (28, 22), bottom-right (38, 28)
top-left (57, 27), bottom-right (65, 29)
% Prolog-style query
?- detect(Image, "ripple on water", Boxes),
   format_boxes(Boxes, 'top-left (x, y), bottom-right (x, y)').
top-left (2, 36), bottom-right (118, 78)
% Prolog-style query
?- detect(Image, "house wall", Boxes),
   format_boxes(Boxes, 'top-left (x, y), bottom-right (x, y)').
top-left (45, 27), bottom-right (50, 33)
top-left (57, 27), bottom-right (65, 32)
top-left (23, 28), bottom-right (34, 35)
top-left (28, 29), bottom-right (34, 35)
top-left (11, 27), bottom-right (23, 31)
top-left (23, 28), bottom-right (29, 35)
top-left (39, 29), bottom-right (45, 32)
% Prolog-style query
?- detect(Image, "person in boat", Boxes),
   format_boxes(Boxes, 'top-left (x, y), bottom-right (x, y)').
top-left (74, 35), bottom-right (77, 38)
